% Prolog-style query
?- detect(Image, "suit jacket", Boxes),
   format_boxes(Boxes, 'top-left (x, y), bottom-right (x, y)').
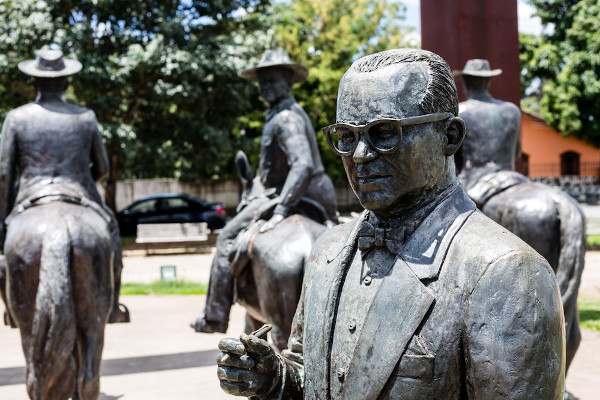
top-left (270, 185), bottom-right (564, 400)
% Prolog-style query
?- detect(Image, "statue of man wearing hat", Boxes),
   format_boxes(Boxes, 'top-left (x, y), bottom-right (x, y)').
top-left (0, 49), bottom-right (129, 325)
top-left (452, 59), bottom-right (524, 198)
top-left (215, 49), bottom-right (564, 399)
top-left (193, 50), bottom-right (338, 333)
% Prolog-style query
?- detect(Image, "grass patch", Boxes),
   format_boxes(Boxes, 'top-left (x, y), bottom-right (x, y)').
top-left (121, 280), bottom-right (207, 295)
top-left (579, 300), bottom-right (600, 331)
top-left (120, 236), bottom-right (137, 248)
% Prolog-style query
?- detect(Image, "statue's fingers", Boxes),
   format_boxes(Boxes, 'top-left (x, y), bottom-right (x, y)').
top-left (217, 366), bottom-right (255, 383)
top-left (219, 380), bottom-right (253, 396)
top-left (217, 352), bottom-right (255, 369)
top-left (240, 333), bottom-right (272, 356)
top-left (218, 337), bottom-right (247, 356)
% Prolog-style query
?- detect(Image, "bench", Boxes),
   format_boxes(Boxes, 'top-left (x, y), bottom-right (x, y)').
top-left (132, 223), bottom-right (216, 254)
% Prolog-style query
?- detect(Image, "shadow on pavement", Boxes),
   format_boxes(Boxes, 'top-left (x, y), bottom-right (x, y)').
top-left (0, 349), bottom-right (220, 386)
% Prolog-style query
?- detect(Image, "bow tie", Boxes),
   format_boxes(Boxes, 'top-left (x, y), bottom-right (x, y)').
top-left (358, 219), bottom-right (407, 254)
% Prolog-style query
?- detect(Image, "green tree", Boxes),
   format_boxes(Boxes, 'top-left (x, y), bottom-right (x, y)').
top-left (241, 0), bottom-right (415, 182)
top-left (520, 0), bottom-right (600, 146)
top-left (0, 0), bottom-right (269, 210)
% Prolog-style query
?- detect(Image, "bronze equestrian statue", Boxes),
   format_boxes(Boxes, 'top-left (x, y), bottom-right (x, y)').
top-left (192, 50), bottom-right (337, 349)
top-left (0, 49), bottom-right (127, 400)
top-left (216, 49), bottom-right (565, 399)
top-left (454, 59), bottom-right (585, 375)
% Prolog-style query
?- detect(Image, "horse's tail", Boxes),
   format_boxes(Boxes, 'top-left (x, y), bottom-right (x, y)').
top-left (554, 192), bottom-right (585, 371)
top-left (28, 221), bottom-right (77, 399)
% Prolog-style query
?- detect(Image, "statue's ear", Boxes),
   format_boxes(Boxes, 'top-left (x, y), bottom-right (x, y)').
top-left (444, 117), bottom-right (466, 156)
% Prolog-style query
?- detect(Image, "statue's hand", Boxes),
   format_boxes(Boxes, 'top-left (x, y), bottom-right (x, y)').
top-left (217, 333), bottom-right (280, 397)
top-left (259, 213), bottom-right (285, 233)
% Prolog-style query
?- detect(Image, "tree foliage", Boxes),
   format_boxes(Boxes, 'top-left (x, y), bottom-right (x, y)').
top-left (243, 0), bottom-right (416, 182)
top-left (0, 0), bottom-right (270, 208)
top-left (520, 0), bottom-right (600, 146)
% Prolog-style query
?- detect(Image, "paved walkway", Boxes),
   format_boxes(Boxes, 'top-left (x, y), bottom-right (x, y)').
top-left (1, 251), bottom-right (599, 399)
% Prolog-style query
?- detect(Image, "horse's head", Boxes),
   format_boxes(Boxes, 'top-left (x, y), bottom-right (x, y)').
top-left (235, 150), bottom-right (260, 212)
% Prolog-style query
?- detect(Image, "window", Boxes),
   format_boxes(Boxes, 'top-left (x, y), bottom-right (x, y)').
top-left (561, 151), bottom-right (580, 176)
top-left (160, 197), bottom-right (189, 210)
top-left (129, 199), bottom-right (157, 213)
top-left (515, 153), bottom-right (529, 176)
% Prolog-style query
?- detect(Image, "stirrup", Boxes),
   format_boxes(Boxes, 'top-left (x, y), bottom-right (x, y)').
top-left (108, 303), bottom-right (130, 323)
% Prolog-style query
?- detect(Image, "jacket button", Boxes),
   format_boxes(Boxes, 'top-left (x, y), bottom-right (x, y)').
top-left (363, 275), bottom-right (372, 286)
top-left (348, 320), bottom-right (356, 331)
top-left (337, 367), bottom-right (345, 381)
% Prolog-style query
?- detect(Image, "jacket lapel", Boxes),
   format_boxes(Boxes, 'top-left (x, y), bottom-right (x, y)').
top-left (340, 186), bottom-right (476, 399)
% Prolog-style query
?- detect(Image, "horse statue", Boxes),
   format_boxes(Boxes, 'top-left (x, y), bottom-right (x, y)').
top-left (0, 49), bottom-right (124, 399)
top-left (454, 59), bottom-right (585, 374)
top-left (4, 199), bottom-right (114, 400)
top-left (193, 151), bottom-right (329, 350)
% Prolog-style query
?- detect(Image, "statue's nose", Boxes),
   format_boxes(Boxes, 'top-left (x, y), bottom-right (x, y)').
top-left (353, 136), bottom-right (377, 163)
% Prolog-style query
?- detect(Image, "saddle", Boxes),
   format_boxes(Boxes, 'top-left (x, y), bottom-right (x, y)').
top-left (228, 196), bottom-right (330, 277)
top-left (467, 170), bottom-right (529, 208)
top-left (5, 188), bottom-right (112, 227)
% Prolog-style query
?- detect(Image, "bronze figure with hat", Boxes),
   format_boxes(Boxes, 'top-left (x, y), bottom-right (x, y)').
top-left (456, 57), bottom-right (586, 384)
top-left (193, 50), bottom-right (338, 342)
top-left (0, 47), bottom-right (129, 398)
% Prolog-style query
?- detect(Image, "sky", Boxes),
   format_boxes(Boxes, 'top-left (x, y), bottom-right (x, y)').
top-left (403, 0), bottom-right (544, 40)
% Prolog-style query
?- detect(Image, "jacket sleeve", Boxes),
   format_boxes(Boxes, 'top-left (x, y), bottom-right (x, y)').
top-left (272, 110), bottom-right (314, 216)
top-left (0, 112), bottom-right (18, 232)
top-left (260, 233), bottom-right (323, 399)
top-left (88, 112), bottom-right (109, 182)
top-left (464, 250), bottom-right (565, 399)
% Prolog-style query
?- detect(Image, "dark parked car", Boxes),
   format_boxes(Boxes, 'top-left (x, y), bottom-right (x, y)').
top-left (117, 193), bottom-right (227, 236)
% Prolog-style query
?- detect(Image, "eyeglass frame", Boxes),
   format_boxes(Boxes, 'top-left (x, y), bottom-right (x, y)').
top-left (322, 112), bottom-right (455, 157)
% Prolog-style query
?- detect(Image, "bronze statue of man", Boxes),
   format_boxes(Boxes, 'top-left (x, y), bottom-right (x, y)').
top-left (216, 49), bottom-right (565, 399)
top-left (0, 49), bottom-right (129, 325)
top-left (194, 50), bottom-right (337, 333)
top-left (454, 59), bottom-right (585, 379)
top-left (453, 59), bottom-right (522, 198)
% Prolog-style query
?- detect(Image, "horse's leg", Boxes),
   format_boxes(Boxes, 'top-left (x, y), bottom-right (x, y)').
top-left (252, 237), bottom-right (304, 351)
top-left (70, 237), bottom-right (113, 400)
top-left (244, 313), bottom-right (263, 334)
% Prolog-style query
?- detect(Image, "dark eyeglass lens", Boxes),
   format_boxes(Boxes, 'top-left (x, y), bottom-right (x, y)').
top-left (369, 122), bottom-right (399, 151)
top-left (331, 127), bottom-right (356, 152)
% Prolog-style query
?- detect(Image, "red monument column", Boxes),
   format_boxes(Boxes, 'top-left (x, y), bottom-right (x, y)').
top-left (420, 0), bottom-right (521, 106)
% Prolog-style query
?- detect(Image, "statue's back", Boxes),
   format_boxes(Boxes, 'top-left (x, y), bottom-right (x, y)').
top-left (458, 98), bottom-right (521, 172)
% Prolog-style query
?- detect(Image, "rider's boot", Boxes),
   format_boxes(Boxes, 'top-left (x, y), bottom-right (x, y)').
top-left (108, 224), bottom-right (130, 323)
top-left (192, 243), bottom-right (233, 333)
top-left (0, 255), bottom-right (16, 328)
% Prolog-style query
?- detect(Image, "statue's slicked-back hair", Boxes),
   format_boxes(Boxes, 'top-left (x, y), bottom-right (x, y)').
top-left (350, 48), bottom-right (459, 116)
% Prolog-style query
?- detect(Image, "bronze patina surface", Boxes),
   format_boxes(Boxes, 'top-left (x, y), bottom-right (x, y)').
top-left (216, 49), bottom-right (565, 400)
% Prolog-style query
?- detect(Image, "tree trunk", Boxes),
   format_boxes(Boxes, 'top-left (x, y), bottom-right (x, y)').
top-left (104, 153), bottom-right (120, 213)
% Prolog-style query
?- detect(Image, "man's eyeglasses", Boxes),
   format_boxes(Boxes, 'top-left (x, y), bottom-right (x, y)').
top-left (322, 112), bottom-right (454, 157)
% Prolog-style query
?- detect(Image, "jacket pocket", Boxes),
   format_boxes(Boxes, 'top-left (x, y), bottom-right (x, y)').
top-left (396, 354), bottom-right (434, 379)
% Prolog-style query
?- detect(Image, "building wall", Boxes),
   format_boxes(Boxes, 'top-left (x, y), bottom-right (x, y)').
top-left (521, 113), bottom-right (600, 177)
top-left (107, 179), bottom-right (361, 213)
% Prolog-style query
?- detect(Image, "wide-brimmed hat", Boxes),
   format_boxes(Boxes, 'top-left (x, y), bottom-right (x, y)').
top-left (240, 50), bottom-right (308, 83)
top-left (18, 49), bottom-right (82, 78)
top-left (452, 59), bottom-right (502, 78)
